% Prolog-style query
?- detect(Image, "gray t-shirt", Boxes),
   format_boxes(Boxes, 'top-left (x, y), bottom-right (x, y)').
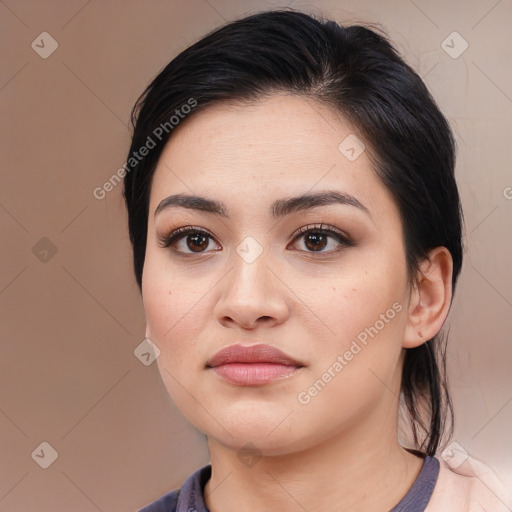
top-left (139, 455), bottom-right (440, 512)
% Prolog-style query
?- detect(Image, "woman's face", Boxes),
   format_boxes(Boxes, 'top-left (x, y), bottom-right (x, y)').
top-left (142, 94), bottom-right (413, 455)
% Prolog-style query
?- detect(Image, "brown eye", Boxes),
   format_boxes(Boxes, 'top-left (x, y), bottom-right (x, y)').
top-left (158, 223), bottom-right (353, 256)
top-left (291, 224), bottom-right (353, 254)
top-left (158, 226), bottom-right (220, 254)
top-left (185, 232), bottom-right (211, 252)
top-left (302, 232), bottom-right (329, 252)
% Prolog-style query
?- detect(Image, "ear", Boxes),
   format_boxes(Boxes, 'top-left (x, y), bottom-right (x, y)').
top-left (403, 246), bottom-right (454, 348)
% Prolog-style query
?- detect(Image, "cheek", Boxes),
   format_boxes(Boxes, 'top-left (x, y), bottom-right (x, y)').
top-left (142, 268), bottom-right (211, 418)
top-left (301, 262), bottom-right (404, 341)
top-left (142, 264), bottom-right (209, 360)
top-left (296, 259), bottom-right (408, 404)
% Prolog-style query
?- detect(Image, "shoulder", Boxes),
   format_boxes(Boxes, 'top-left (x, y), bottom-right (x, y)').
top-left (426, 449), bottom-right (512, 512)
top-left (137, 488), bottom-right (180, 512)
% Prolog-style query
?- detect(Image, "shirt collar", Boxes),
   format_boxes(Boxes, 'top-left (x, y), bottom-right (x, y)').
top-left (175, 456), bottom-right (440, 512)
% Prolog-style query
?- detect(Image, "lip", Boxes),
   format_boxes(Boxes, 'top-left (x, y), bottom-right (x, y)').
top-left (206, 343), bottom-right (305, 386)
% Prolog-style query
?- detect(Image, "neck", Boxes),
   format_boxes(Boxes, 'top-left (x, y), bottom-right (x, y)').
top-left (204, 417), bottom-right (425, 512)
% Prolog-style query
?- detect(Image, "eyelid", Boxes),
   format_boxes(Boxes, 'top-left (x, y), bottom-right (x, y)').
top-left (156, 225), bottom-right (217, 249)
top-left (157, 223), bottom-right (355, 254)
top-left (290, 223), bottom-right (354, 245)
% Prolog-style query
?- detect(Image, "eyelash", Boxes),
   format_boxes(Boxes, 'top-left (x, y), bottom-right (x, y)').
top-left (157, 224), bottom-right (354, 255)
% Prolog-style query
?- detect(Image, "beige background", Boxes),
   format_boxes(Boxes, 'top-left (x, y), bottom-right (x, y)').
top-left (1, 0), bottom-right (511, 510)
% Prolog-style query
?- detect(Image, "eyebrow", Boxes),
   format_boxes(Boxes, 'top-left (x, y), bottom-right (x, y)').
top-left (154, 191), bottom-right (371, 220)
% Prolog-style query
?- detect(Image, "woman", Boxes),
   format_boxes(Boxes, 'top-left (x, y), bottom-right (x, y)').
top-left (123, 9), bottom-right (511, 511)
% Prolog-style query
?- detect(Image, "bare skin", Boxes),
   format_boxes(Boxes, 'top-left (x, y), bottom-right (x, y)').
top-left (142, 93), bottom-right (453, 511)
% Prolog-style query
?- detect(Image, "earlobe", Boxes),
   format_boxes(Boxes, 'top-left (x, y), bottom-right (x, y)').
top-left (403, 247), bottom-right (454, 349)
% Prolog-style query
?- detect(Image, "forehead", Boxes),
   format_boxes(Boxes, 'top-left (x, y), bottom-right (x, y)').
top-left (149, 94), bottom-right (395, 220)
top-left (157, 94), bottom-right (352, 171)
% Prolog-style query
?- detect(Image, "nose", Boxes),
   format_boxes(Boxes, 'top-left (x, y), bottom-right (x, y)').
top-left (214, 246), bottom-right (290, 330)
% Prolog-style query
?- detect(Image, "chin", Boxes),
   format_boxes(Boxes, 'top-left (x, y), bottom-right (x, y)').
top-left (208, 429), bottom-right (306, 457)
top-left (198, 407), bottom-right (311, 454)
